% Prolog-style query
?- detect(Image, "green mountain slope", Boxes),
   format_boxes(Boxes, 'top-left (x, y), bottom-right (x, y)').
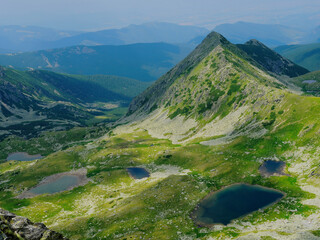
top-left (237, 39), bottom-right (309, 77)
top-left (1, 31), bottom-right (320, 240)
top-left (0, 67), bottom-right (148, 139)
top-left (127, 32), bottom-right (285, 122)
top-left (0, 43), bottom-right (193, 82)
top-left (74, 74), bottom-right (151, 98)
top-left (275, 43), bottom-right (320, 71)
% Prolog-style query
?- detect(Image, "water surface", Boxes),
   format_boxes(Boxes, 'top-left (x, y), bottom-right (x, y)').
top-left (302, 80), bottom-right (317, 84)
top-left (192, 184), bottom-right (284, 226)
top-left (7, 152), bottom-right (43, 161)
top-left (29, 175), bottom-right (80, 195)
top-left (259, 160), bottom-right (286, 177)
top-left (127, 167), bottom-right (150, 179)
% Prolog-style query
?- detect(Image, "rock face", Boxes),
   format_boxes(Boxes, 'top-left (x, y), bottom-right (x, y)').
top-left (0, 209), bottom-right (67, 240)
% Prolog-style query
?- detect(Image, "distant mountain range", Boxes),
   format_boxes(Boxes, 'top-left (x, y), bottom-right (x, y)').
top-left (275, 43), bottom-right (320, 72)
top-left (0, 38), bottom-right (307, 83)
top-left (0, 25), bottom-right (81, 52)
top-left (45, 22), bottom-right (209, 49)
top-left (0, 22), bottom-right (209, 52)
top-left (0, 43), bottom-right (194, 82)
top-left (2, 21), bottom-right (319, 54)
top-left (214, 21), bottom-right (319, 47)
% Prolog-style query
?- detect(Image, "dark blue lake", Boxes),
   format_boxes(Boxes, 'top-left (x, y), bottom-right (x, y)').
top-left (29, 175), bottom-right (80, 195)
top-left (7, 152), bottom-right (43, 161)
top-left (193, 184), bottom-right (284, 226)
top-left (259, 160), bottom-right (286, 177)
top-left (127, 167), bottom-right (150, 179)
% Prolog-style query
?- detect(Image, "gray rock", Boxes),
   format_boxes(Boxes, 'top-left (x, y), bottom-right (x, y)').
top-left (0, 208), bottom-right (67, 240)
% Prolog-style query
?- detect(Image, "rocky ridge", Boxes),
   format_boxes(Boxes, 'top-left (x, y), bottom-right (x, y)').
top-left (237, 39), bottom-right (309, 77)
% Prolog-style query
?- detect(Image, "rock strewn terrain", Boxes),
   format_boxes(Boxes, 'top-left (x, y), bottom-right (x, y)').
top-left (0, 209), bottom-right (67, 240)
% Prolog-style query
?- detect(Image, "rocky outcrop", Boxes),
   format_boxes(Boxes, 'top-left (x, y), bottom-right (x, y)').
top-left (0, 209), bottom-right (67, 240)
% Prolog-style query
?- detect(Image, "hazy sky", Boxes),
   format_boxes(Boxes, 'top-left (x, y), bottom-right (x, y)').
top-left (2, 0), bottom-right (320, 31)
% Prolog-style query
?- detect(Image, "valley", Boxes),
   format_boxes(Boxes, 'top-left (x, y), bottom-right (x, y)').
top-left (0, 67), bottom-right (150, 140)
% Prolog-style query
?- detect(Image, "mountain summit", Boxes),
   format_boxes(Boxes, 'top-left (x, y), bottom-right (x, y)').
top-left (121, 31), bottom-right (286, 144)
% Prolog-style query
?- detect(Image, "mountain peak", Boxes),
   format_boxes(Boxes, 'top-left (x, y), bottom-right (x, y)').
top-left (200, 31), bottom-right (230, 47)
top-left (126, 31), bottom-right (236, 115)
top-left (125, 31), bottom-right (286, 123)
top-left (244, 39), bottom-right (266, 47)
top-left (237, 40), bottom-right (309, 77)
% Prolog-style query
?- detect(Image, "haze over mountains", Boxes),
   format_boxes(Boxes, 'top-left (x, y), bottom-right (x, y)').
top-left (0, 22), bottom-right (208, 52)
top-left (2, 21), bottom-right (319, 54)
top-left (1, 20), bottom-right (319, 82)
top-left (214, 21), bottom-right (320, 47)
top-left (46, 22), bottom-right (209, 49)
top-left (0, 25), bottom-right (81, 52)
top-left (0, 43), bottom-right (193, 82)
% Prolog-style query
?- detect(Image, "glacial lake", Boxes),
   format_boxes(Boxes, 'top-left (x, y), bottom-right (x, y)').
top-left (7, 152), bottom-right (43, 161)
top-left (127, 167), bottom-right (150, 179)
top-left (192, 184), bottom-right (284, 226)
top-left (259, 160), bottom-right (286, 177)
top-left (29, 175), bottom-right (80, 195)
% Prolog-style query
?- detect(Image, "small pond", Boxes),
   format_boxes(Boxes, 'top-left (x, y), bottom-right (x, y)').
top-left (259, 160), bottom-right (286, 177)
top-left (302, 80), bottom-right (317, 84)
top-left (29, 175), bottom-right (80, 195)
top-left (17, 169), bottom-right (89, 198)
top-left (127, 167), bottom-right (150, 179)
top-left (192, 184), bottom-right (284, 226)
top-left (7, 152), bottom-right (43, 161)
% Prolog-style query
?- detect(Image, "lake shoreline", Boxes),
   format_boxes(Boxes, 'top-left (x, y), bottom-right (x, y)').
top-left (190, 183), bottom-right (286, 228)
top-left (6, 152), bottom-right (43, 162)
top-left (16, 168), bottom-right (89, 199)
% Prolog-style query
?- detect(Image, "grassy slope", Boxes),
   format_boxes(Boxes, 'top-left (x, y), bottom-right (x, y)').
top-left (275, 43), bottom-right (320, 72)
top-left (73, 74), bottom-right (151, 98)
top-left (0, 93), bottom-right (319, 239)
top-left (1, 68), bottom-right (148, 102)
